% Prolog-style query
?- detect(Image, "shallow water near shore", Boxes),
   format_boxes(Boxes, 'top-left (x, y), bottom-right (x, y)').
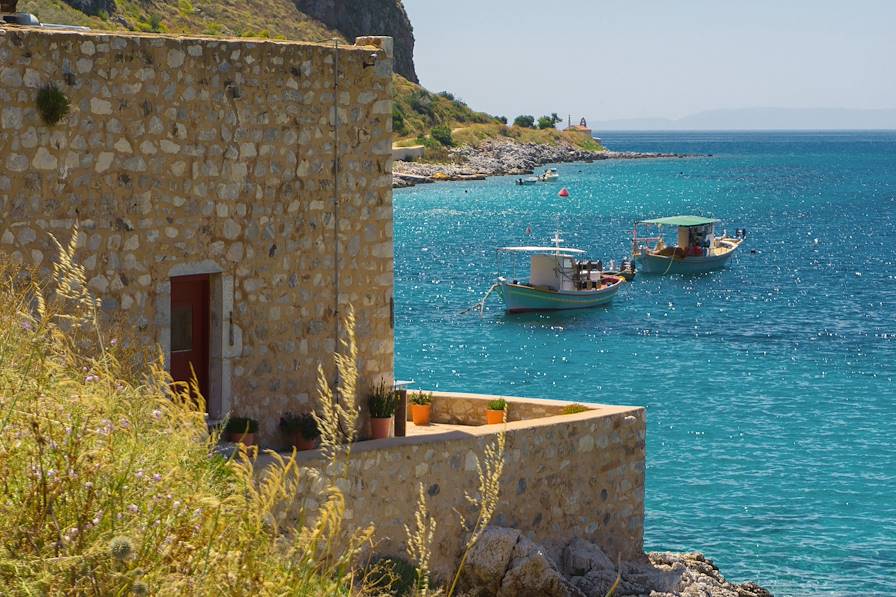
top-left (393, 131), bottom-right (896, 596)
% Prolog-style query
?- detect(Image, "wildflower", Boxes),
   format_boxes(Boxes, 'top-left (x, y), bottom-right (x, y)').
top-left (152, 473), bottom-right (162, 482)
top-left (85, 374), bottom-right (98, 383)
top-left (85, 481), bottom-right (94, 490)
top-left (135, 470), bottom-right (144, 480)
top-left (110, 338), bottom-right (118, 346)
top-left (151, 409), bottom-right (162, 420)
top-left (128, 504), bottom-right (139, 514)
top-left (109, 536), bottom-right (134, 561)
top-left (21, 320), bottom-right (32, 331)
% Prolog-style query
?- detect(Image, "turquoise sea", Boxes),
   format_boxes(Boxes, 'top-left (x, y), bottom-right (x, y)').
top-left (393, 131), bottom-right (896, 596)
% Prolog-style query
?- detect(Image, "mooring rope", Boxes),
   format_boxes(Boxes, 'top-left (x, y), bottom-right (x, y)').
top-left (462, 282), bottom-right (500, 316)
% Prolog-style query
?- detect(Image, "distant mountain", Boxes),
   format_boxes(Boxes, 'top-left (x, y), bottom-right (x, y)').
top-left (590, 108), bottom-right (896, 131)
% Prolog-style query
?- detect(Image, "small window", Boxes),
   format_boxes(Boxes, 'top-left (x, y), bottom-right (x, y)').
top-left (171, 305), bottom-right (193, 352)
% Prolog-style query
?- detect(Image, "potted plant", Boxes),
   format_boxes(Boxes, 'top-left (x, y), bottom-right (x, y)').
top-left (368, 380), bottom-right (399, 440)
top-left (224, 416), bottom-right (258, 446)
top-left (410, 391), bottom-right (433, 426)
top-left (486, 399), bottom-right (507, 425)
top-left (279, 412), bottom-right (320, 451)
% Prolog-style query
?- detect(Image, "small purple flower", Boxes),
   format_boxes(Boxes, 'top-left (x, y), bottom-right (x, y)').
top-left (135, 470), bottom-right (144, 480)
top-left (21, 320), bottom-right (32, 331)
top-left (152, 473), bottom-right (162, 482)
top-left (127, 504), bottom-right (139, 514)
top-left (85, 375), bottom-right (98, 383)
top-left (110, 338), bottom-right (118, 346)
top-left (151, 409), bottom-right (162, 420)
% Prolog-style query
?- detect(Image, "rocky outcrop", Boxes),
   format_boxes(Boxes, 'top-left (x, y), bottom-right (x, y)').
top-left (60, 0), bottom-right (117, 16)
top-left (393, 138), bottom-right (687, 187)
top-left (460, 527), bottom-right (773, 597)
top-left (294, 0), bottom-right (417, 82)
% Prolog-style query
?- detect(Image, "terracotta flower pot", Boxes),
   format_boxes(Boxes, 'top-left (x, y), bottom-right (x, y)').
top-left (291, 434), bottom-right (318, 451)
top-left (485, 409), bottom-right (506, 425)
top-left (370, 417), bottom-right (393, 440)
top-left (229, 432), bottom-right (256, 446)
top-left (411, 404), bottom-right (432, 426)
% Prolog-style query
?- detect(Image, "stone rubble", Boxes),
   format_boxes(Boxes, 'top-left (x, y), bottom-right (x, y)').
top-left (459, 527), bottom-right (773, 597)
top-left (392, 138), bottom-right (688, 187)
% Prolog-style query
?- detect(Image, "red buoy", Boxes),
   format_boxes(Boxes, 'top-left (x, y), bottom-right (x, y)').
top-left (559, 188), bottom-right (570, 198)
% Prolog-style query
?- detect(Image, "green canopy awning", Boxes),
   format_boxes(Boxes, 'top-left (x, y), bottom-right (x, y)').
top-left (638, 215), bottom-right (720, 227)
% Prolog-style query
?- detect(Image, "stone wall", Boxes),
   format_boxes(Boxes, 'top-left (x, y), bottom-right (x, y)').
top-left (417, 390), bottom-right (590, 425)
top-left (0, 26), bottom-right (395, 445)
top-left (293, 401), bottom-right (646, 580)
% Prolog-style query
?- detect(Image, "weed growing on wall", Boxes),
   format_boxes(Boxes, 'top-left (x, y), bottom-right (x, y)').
top-left (35, 84), bottom-right (70, 126)
top-left (0, 230), bottom-right (374, 595)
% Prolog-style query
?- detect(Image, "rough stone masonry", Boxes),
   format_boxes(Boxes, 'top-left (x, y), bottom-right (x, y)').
top-left (0, 26), bottom-right (395, 445)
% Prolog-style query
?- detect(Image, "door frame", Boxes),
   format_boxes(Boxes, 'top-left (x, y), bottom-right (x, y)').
top-left (158, 260), bottom-right (241, 422)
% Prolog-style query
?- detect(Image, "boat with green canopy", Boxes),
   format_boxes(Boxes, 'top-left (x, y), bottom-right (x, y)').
top-left (631, 215), bottom-right (746, 274)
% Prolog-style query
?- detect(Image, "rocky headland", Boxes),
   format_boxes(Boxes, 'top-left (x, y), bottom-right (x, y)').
top-left (459, 527), bottom-right (773, 597)
top-left (393, 138), bottom-right (688, 187)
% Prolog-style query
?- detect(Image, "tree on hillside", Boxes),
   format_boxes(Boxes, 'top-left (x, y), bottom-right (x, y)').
top-left (538, 113), bottom-right (563, 129)
top-left (497, 116), bottom-right (508, 125)
top-left (513, 115), bottom-right (535, 128)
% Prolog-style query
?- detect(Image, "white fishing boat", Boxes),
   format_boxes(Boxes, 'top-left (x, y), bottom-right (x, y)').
top-left (631, 215), bottom-right (745, 274)
top-left (540, 167), bottom-right (559, 182)
top-left (516, 176), bottom-right (539, 186)
top-left (491, 234), bottom-right (625, 313)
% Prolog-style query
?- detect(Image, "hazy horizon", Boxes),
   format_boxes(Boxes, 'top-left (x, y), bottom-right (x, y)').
top-left (404, 0), bottom-right (896, 130)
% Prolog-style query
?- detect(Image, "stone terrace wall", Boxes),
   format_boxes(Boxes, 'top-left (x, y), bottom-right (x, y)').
top-left (294, 404), bottom-right (646, 580)
top-left (0, 27), bottom-right (394, 445)
top-left (418, 390), bottom-right (587, 425)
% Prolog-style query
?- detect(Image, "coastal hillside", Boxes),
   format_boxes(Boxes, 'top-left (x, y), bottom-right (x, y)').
top-left (18, 0), bottom-right (607, 167)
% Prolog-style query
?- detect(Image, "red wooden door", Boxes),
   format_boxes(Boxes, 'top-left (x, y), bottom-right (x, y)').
top-left (170, 274), bottom-right (210, 409)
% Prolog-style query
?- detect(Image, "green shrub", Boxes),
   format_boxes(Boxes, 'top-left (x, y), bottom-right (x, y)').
top-left (431, 125), bottom-right (454, 147)
top-left (513, 115), bottom-right (535, 128)
top-left (279, 412), bottom-right (320, 439)
top-left (35, 84), bottom-right (70, 126)
top-left (409, 90), bottom-right (434, 120)
top-left (487, 399), bottom-right (507, 411)
top-left (410, 391), bottom-right (432, 406)
top-left (368, 380), bottom-right (399, 418)
top-left (392, 104), bottom-right (407, 135)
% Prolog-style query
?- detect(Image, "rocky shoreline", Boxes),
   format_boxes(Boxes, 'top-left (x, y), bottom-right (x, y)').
top-left (459, 527), bottom-right (773, 597)
top-left (393, 138), bottom-right (688, 188)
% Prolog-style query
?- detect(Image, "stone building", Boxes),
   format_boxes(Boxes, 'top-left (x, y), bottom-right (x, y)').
top-left (0, 25), bottom-right (395, 445)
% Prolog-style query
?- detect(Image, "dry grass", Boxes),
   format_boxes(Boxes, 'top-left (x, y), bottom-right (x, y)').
top-left (19, 0), bottom-right (339, 41)
top-left (0, 228), bottom-right (375, 595)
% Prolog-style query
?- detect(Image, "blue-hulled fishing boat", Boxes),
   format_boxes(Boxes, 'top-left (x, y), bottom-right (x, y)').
top-left (632, 215), bottom-right (745, 274)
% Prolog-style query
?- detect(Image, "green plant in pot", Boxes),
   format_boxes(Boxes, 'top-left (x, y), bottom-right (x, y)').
top-left (224, 416), bottom-right (258, 446)
top-left (279, 412), bottom-right (320, 451)
top-left (368, 380), bottom-right (399, 440)
top-left (486, 398), bottom-right (507, 425)
top-left (409, 391), bottom-right (433, 426)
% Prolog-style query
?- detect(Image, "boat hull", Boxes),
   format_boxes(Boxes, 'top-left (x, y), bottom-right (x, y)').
top-left (498, 280), bottom-right (621, 313)
top-left (634, 250), bottom-right (735, 274)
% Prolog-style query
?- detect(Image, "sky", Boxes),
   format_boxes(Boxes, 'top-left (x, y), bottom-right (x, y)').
top-left (403, 0), bottom-right (896, 127)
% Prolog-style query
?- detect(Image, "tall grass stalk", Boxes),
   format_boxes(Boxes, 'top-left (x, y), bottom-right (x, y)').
top-left (0, 231), bottom-right (373, 595)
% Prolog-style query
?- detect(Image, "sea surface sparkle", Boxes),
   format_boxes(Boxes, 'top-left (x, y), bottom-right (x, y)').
top-left (393, 131), bottom-right (896, 597)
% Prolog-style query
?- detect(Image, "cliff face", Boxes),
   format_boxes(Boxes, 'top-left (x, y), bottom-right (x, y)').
top-left (294, 0), bottom-right (417, 82)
